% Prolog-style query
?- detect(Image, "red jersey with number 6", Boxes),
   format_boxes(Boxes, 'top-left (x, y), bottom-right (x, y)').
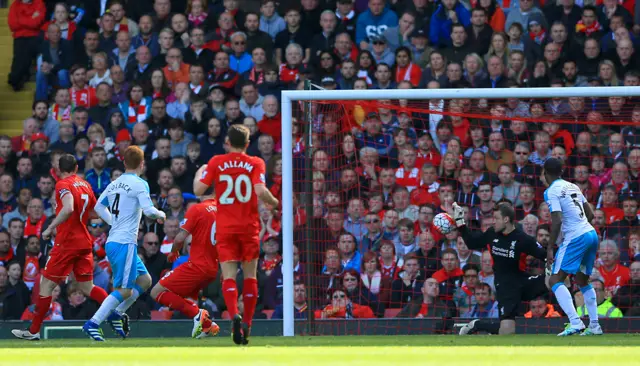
top-left (200, 152), bottom-right (266, 236)
top-left (180, 199), bottom-right (219, 276)
top-left (54, 175), bottom-right (96, 250)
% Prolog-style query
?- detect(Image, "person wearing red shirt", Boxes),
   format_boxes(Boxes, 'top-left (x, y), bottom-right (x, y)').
top-left (8, 0), bottom-right (46, 91)
top-left (599, 185), bottom-right (624, 224)
top-left (150, 199), bottom-right (221, 339)
top-left (257, 95), bottom-right (282, 145)
top-left (395, 147), bottom-right (420, 192)
top-left (23, 198), bottom-right (46, 238)
top-left (69, 65), bottom-right (98, 108)
top-left (315, 288), bottom-right (375, 319)
top-left (598, 240), bottom-right (631, 295)
top-left (207, 51), bottom-right (239, 93)
top-left (194, 125), bottom-right (279, 345)
top-left (415, 132), bottom-right (441, 169)
top-left (543, 122), bottom-right (575, 156)
top-left (0, 232), bottom-right (14, 266)
top-left (13, 154), bottom-right (108, 341)
top-left (410, 164), bottom-right (441, 207)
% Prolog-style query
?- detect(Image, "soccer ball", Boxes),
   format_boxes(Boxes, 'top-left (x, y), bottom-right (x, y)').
top-left (433, 213), bottom-right (456, 235)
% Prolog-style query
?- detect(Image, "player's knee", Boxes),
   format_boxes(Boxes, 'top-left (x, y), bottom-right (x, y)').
top-left (499, 320), bottom-right (516, 335)
top-left (150, 284), bottom-right (163, 299)
top-left (137, 274), bottom-right (152, 291)
top-left (39, 277), bottom-right (57, 295)
top-left (117, 288), bottom-right (133, 299)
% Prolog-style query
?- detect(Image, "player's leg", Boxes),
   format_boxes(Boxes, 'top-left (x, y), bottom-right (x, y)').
top-left (84, 243), bottom-right (135, 341)
top-left (548, 240), bottom-right (585, 336)
top-left (239, 235), bottom-right (261, 344)
top-left (217, 233), bottom-right (244, 344)
top-left (113, 254), bottom-right (153, 316)
top-left (13, 250), bottom-right (70, 340)
top-left (151, 264), bottom-right (218, 338)
top-left (73, 251), bottom-right (109, 304)
top-left (576, 231), bottom-right (602, 336)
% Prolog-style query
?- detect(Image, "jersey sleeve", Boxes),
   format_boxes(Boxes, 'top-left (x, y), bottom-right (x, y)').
top-left (544, 186), bottom-right (562, 213)
top-left (199, 158), bottom-right (217, 186)
top-left (252, 157), bottom-right (267, 186)
top-left (136, 180), bottom-right (155, 210)
top-left (459, 225), bottom-right (495, 250)
top-left (520, 231), bottom-right (547, 260)
top-left (97, 188), bottom-right (110, 208)
top-left (56, 181), bottom-right (71, 200)
top-left (180, 205), bottom-right (199, 234)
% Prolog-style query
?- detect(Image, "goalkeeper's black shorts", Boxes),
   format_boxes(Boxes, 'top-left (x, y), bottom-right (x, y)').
top-left (495, 274), bottom-right (547, 321)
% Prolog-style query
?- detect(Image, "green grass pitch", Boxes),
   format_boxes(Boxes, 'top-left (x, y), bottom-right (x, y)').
top-left (3, 335), bottom-right (640, 365)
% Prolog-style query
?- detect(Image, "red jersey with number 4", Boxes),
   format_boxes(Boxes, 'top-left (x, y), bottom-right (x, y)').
top-left (180, 199), bottom-right (219, 275)
top-left (55, 175), bottom-right (96, 250)
top-left (200, 152), bottom-right (266, 236)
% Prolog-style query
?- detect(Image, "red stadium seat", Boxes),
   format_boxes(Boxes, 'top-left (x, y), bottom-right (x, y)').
top-left (151, 310), bottom-right (173, 320)
top-left (263, 310), bottom-right (274, 319)
top-left (383, 309), bottom-right (402, 318)
top-left (221, 311), bottom-right (230, 320)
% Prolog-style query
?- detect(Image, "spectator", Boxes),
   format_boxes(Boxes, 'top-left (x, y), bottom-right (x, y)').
top-left (142, 232), bottom-right (168, 286)
top-left (32, 101), bottom-right (59, 144)
top-left (524, 297), bottom-right (561, 318)
top-left (62, 283), bottom-right (98, 320)
top-left (163, 48), bottom-right (190, 90)
top-left (0, 266), bottom-right (27, 319)
top-left (612, 261), bottom-right (640, 315)
top-left (167, 119), bottom-right (192, 157)
top-left (454, 263), bottom-right (481, 314)
top-left (132, 15), bottom-right (160, 57)
top-left (272, 282), bottom-right (308, 319)
top-left (505, 0), bottom-right (547, 35)
top-left (356, 0), bottom-right (399, 49)
top-left (399, 277), bottom-right (457, 318)
top-left (35, 24), bottom-right (72, 101)
top-left (462, 282), bottom-right (498, 318)
top-left (598, 239), bottom-right (631, 294)
top-left (119, 83), bottom-right (152, 131)
top-left (430, 0), bottom-right (471, 48)
top-left (315, 288), bottom-right (375, 319)
top-left (8, 0), bottom-right (46, 92)
top-left (239, 81), bottom-right (264, 121)
top-left (229, 32), bottom-right (253, 75)
top-left (576, 279), bottom-right (623, 318)
top-left (259, 0), bottom-right (286, 41)
top-left (0, 232), bottom-right (14, 266)
top-left (126, 46), bottom-right (154, 83)
top-left (21, 284), bottom-right (63, 322)
top-left (361, 212), bottom-right (384, 253)
top-left (85, 147), bottom-right (111, 195)
top-left (390, 253), bottom-right (423, 308)
top-left (164, 186), bottom-right (186, 221)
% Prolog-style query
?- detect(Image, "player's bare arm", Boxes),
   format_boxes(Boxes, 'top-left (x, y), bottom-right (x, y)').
top-left (93, 201), bottom-right (113, 225)
top-left (583, 201), bottom-right (595, 222)
top-left (254, 183), bottom-right (279, 208)
top-left (548, 211), bottom-right (563, 264)
top-left (194, 164), bottom-right (211, 197)
top-left (42, 193), bottom-right (74, 239)
top-left (168, 228), bottom-right (190, 262)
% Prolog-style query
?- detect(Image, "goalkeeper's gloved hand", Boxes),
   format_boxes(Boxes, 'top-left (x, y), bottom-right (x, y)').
top-left (452, 202), bottom-right (465, 227)
top-left (167, 251), bottom-right (180, 263)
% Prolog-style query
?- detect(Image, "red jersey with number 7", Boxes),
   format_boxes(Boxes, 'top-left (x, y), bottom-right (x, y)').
top-left (200, 152), bottom-right (266, 235)
top-left (180, 199), bottom-right (219, 276)
top-left (54, 175), bottom-right (96, 250)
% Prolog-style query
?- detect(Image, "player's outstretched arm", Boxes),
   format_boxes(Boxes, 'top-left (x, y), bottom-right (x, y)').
top-left (254, 183), bottom-right (279, 208)
top-left (42, 193), bottom-right (74, 239)
top-left (453, 202), bottom-right (491, 250)
top-left (193, 164), bottom-right (211, 197)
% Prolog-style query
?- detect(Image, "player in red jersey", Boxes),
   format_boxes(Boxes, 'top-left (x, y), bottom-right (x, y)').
top-left (12, 154), bottom-right (109, 341)
top-left (150, 197), bottom-right (221, 339)
top-left (194, 125), bottom-right (279, 345)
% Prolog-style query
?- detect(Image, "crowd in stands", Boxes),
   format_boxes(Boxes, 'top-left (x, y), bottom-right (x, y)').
top-left (0, 0), bottom-right (639, 327)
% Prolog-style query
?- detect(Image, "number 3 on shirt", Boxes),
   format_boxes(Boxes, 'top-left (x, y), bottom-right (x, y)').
top-left (219, 174), bottom-right (252, 204)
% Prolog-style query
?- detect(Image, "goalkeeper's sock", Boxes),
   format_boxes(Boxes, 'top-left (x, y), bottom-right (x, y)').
top-left (581, 284), bottom-right (599, 327)
top-left (155, 290), bottom-right (199, 318)
top-left (115, 285), bottom-right (144, 315)
top-left (552, 283), bottom-right (582, 327)
top-left (242, 278), bottom-right (258, 327)
top-left (474, 319), bottom-right (500, 335)
top-left (29, 295), bottom-right (53, 334)
top-left (222, 278), bottom-right (239, 319)
top-left (90, 292), bottom-right (124, 325)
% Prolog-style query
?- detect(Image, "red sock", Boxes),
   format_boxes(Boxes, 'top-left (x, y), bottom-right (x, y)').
top-left (155, 291), bottom-right (199, 318)
top-left (242, 278), bottom-right (258, 327)
top-left (222, 278), bottom-right (238, 318)
top-left (29, 296), bottom-right (52, 334)
top-left (89, 286), bottom-right (108, 304)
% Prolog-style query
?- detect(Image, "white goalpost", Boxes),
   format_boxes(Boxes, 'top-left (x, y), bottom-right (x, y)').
top-left (279, 86), bottom-right (640, 337)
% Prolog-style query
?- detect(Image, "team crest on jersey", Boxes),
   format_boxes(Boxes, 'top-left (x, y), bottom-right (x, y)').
top-left (180, 218), bottom-right (187, 227)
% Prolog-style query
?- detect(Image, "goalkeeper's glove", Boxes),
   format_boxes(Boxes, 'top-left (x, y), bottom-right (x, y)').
top-left (167, 251), bottom-right (180, 263)
top-left (452, 202), bottom-right (465, 227)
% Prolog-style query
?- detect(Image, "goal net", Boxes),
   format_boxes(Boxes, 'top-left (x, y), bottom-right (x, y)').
top-left (279, 86), bottom-right (640, 336)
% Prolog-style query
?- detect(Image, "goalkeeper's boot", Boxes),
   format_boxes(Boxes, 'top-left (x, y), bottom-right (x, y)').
top-left (581, 324), bottom-right (603, 336)
top-left (459, 319), bottom-right (479, 335)
top-left (241, 323), bottom-right (251, 345)
top-left (82, 320), bottom-right (105, 341)
top-left (231, 314), bottom-right (243, 345)
top-left (557, 322), bottom-right (585, 337)
top-left (107, 310), bottom-right (130, 339)
top-left (11, 329), bottom-right (40, 341)
top-left (192, 309), bottom-right (210, 339)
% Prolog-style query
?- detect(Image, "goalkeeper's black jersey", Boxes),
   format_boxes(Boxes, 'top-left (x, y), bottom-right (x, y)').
top-left (459, 225), bottom-right (546, 284)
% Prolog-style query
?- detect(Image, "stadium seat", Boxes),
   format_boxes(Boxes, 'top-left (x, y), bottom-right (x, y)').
top-left (383, 309), bottom-right (402, 318)
top-left (151, 310), bottom-right (173, 320)
top-left (221, 311), bottom-right (230, 320)
top-left (263, 310), bottom-right (274, 319)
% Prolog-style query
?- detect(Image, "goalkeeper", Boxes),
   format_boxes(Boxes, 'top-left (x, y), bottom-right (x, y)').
top-left (454, 202), bottom-right (549, 335)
